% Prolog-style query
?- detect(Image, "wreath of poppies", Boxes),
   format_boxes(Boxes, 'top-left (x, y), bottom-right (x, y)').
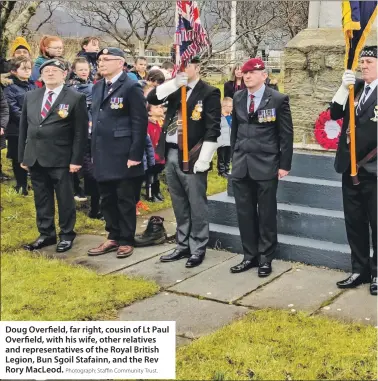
top-left (314, 109), bottom-right (342, 150)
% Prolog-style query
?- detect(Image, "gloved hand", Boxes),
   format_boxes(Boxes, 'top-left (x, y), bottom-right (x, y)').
top-left (156, 73), bottom-right (188, 100)
top-left (193, 141), bottom-right (219, 174)
top-left (332, 70), bottom-right (356, 106)
top-left (342, 70), bottom-right (356, 89)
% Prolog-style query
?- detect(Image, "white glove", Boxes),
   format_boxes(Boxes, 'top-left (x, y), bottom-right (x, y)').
top-left (193, 141), bottom-right (218, 174)
top-left (342, 70), bottom-right (356, 89)
top-left (332, 70), bottom-right (356, 107)
top-left (156, 73), bottom-right (188, 100)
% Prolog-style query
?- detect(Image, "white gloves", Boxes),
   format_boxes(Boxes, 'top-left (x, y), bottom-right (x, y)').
top-left (156, 72), bottom-right (188, 100)
top-left (342, 70), bottom-right (356, 89)
top-left (193, 141), bottom-right (219, 174)
top-left (332, 70), bottom-right (356, 107)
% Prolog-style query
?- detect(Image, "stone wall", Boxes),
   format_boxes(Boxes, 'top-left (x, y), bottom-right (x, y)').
top-left (284, 28), bottom-right (377, 145)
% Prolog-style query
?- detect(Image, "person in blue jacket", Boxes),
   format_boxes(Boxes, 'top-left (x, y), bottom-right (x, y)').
top-left (3, 56), bottom-right (36, 195)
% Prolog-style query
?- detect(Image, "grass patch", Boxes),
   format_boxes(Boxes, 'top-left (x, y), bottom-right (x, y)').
top-left (1, 250), bottom-right (159, 321)
top-left (177, 310), bottom-right (377, 380)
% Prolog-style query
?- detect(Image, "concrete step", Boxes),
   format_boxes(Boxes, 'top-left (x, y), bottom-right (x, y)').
top-left (277, 176), bottom-right (343, 211)
top-left (209, 223), bottom-right (351, 271)
top-left (208, 192), bottom-right (348, 244)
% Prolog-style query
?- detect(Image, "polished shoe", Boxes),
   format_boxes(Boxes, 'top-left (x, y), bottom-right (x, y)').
top-left (336, 273), bottom-right (370, 289)
top-left (258, 262), bottom-right (272, 277)
top-left (116, 245), bottom-right (134, 258)
top-left (185, 254), bottom-right (204, 268)
top-left (160, 249), bottom-right (191, 262)
top-left (370, 277), bottom-right (377, 296)
top-left (23, 236), bottom-right (57, 251)
top-left (230, 258), bottom-right (259, 273)
top-left (56, 240), bottom-right (73, 253)
top-left (88, 210), bottom-right (104, 220)
top-left (87, 240), bottom-right (119, 256)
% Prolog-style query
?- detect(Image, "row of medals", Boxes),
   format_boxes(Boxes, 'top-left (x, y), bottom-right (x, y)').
top-left (110, 100), bottom-right (124, 109)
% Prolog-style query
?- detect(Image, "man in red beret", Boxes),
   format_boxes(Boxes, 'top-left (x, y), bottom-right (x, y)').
top-left (229, 58), bottom-right (293, 276)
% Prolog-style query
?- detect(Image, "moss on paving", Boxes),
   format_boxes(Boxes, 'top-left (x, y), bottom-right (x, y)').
top-left (176, 310), bottom-right (377, 380)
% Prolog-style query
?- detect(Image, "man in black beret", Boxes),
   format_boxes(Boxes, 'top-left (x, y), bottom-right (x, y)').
top-left (19, 58), bottom-right (88, 253)
top-left (331, 45), bottom-right (378, 295)
top-left (87, 47), bottom-right (148, 258)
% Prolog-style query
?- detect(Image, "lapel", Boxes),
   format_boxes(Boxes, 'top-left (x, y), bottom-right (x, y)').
top-left (101, 72), bottom-right (127, 106)
top-left (238, 89), bottom-right (249, 121)
top-left (255, 86), bottom-right (272, 114)
top-left (41, 86), bottom-right (68, 123)
top-left (187, 79), bottom-right (205, 111)
top-left (358, 87), bottom-right (377, 117)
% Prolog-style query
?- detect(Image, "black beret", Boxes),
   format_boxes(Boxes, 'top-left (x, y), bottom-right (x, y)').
top-left (97, 47), bottom-right (125, 60)
top-left (360, 46), bottom-right (377, 58)
top-left (39, 59), bottom-right (66, 74)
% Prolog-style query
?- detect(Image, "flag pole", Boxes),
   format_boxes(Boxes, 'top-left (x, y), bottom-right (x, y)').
top-left (175, 2), bottom-right (189, 172)
top-left (349, 85), bottom-right (359, 185)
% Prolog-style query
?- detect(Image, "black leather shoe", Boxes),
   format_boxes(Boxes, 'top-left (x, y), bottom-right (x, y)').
top-left (185, 254), bottom-right (204, 268)
top-left (370, 277), bottom-right (377, 295)
top-left (56, 240), bottom-right (73, 253)
top-left (160, 249), bottom-right (191, 262)
top-left (23, 236), bottom-right (57, 251)
top-left (336, 273), bottom-right (370, 289)
top-left (258, 262), bottom-right (272, 277)
top-left (230, 258), bottom-right (259, 273)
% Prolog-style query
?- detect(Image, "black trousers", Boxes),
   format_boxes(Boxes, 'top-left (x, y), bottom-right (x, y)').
top-left (29, 163), bottom-right (76, 241)
top-left (98, 178), bottom-right (138, 246)
top-left (12, 159), bottom-right (27, 188)
top-left (342, 170), bottom-right (377, 277)
top-left (233, 175), bottom-right (278, 263)
top-left (217, 146), bottom-right (231, 174)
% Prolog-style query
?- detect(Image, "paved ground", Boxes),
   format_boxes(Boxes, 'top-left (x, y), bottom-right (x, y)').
top-left (39, 212), bottom-right (377, 348)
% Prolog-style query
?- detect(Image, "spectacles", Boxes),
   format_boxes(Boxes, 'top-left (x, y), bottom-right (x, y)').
top-left (97, 58), bottom-right (122, 63)
top-left (42, 69), bottom-right (62, 74)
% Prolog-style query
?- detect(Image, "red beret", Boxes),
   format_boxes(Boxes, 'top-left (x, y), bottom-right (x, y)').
top-left (241, 58), bottom-right (265, 73)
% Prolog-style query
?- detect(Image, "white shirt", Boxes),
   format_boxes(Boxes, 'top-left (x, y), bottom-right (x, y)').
top-left (357, 78), bottom-right (378, 108)
top-left (247, 84), bottom-right (266, 112)
top-left (166, 78), bottom-right (200, 144)
top-left (41, 84), bottom-right (64, 111)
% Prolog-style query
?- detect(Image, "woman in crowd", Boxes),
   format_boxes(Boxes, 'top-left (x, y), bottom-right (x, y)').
top-left (3, 56), bottom-right (36, 195)
top-left (31, 35), bottom-right (64, 82)
top-left (223, 63), bottom-right (245, 98)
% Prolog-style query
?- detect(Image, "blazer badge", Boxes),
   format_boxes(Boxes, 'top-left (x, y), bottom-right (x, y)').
top-left (258, 108), bottom-right (276, 123)
top-left (371, 105), bottom-right (378, 122)
top-left (57, 104), bottom-right (69, 118)
top-left (110, 97), bottom-right (123, 109)
top-left (191, 101), bottom-right (203, 121)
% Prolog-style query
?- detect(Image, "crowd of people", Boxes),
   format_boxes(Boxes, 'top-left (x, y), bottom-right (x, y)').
top-left (0, 34), bottom-right (376, 295)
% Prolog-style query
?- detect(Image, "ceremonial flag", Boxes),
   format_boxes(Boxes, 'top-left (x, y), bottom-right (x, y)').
top-left (173, 1), bottom-right (209, 75)
top-left (342, 0), bottom-right (377, 70)
top-left (341, 1), bottom-right (377, 184)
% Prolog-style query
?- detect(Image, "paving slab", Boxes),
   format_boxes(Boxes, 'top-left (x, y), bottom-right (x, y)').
top-left (168, 257), bottom-right (292, 303)
top-left (320, 286), bottom-right (378, 325)
top-left (118, 249), bottom-right (236, 288)
top-left (239, 265), bottom-right (343, 312)
top-left (118, 293), bottom-right (248, 339)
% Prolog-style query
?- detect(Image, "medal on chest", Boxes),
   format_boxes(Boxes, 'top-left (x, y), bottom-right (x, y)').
top-left (191, 100), bottom-right (203, 121)
top-left (110, 97), bottom-right (123, 109)
top-left (57, 104), bottom-right (69, 118)
top-left (371, 105), bottom-right (378, 122)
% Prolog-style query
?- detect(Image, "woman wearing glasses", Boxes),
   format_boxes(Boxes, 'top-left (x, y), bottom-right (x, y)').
top-left (31, 35), bottom-right (65, 83)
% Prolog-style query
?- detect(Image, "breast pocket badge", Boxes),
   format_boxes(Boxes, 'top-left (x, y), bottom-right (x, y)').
top-left (191, 101), bottom-right (203, 121)
top-left (110, 97), bottom-right (123, 109)
top-left (258, 108), bottom-right (276, 123)
top-left (57, 104), bottom-right (69, 118)
top-left (371, 105), bottom-right (378, 122)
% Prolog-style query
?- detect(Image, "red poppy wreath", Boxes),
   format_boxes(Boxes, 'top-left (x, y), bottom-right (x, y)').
top-left (314, 109), bottom-right (342, 150)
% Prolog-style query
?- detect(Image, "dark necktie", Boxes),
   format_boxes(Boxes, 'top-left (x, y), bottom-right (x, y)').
top-left (41, 91), bottom-right (54, 119)
top-left (249, 94), bottom-right (255, 114)
top-left (357, 85), bottom-right (370, 115)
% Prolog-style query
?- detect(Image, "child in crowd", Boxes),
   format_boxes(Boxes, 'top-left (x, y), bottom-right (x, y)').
top-left (31, 35), bottom-right (65, 83)
top-left (131, 56), bottom-right (148, 80)
top-left (76, 36), bottom-right (100, 81)
top-left (146, 104), bottom-right (166, 202)
top-left (140, 70), bottom-right (166, 97)
top-left (217, 97), bottom-right (233, 178)
top-left (3, 57), bottom-right (36, 195)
